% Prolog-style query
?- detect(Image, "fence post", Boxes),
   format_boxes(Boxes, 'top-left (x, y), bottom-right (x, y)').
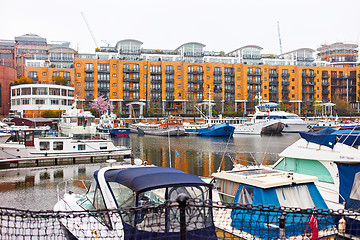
top-left (176, 193), bottom-right (189, 240)
top-left (279, 214), bottom-right (286, 239)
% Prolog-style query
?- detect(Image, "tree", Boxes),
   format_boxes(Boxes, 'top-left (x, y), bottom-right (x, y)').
top-left (14, 76), bottom-right (34, 85)
top-left (52, 76), bottom-right (67, 85)
top-left (91, 96), bottom-right (114, 115)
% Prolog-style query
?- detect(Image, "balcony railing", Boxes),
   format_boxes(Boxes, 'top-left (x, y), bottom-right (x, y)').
top-left (165, 70), bottom-right (174, 74)
top-left (85, 68), bottom-right (94, 72)
top-left (302, 81), bottom-right (315, 86)
top-left (123, 77), bottom-right (140, 82)
top-left (166, 78), bottom-right (174, 83)
top-left (282, 81), bottom-right (290, 86)
top-left (188, 70), bottom-right (204, 74)
top-left (281, 73), bottom-right (290, 77)
top-left (322, 75), bottom-right (330, 79)
top-left (150, 71), bottom-right (162, 75)
top-left (282, 89), bottom-right (290, 94)
top-left (269, 73), bottom-right (278, 78)
top-left (302, 73), bottom-right (316, 78)
top-left (224, 71), bottom-right (235, 77)
top-left (188, 79), bottom-right (204, 84)
top-left (269, 81), bottom-right (278, 86)
top-left (213, 71), bottom-right (222, 76)
top-left (248, 80), bottom-right (262, 85)
top-left (166, 87), bottom-right (174, 92)
top-left (166, 96), bottom-right (175, 100)
top-left (123, 68), bottom-right (140, 73)
top-left (247, 72), bottom-right (262, 76)
top-left (214, 79), bottom-right (222, 84)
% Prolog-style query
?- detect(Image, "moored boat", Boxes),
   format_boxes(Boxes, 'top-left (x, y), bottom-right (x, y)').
top-left (54, 166), bottom-right (217, 239)
top-left (211, 165), bottom-right (334, 239)
top-left (130, 116), bottom-right (186, 136)
top-left (97, 112), bottom-right (130, 137)
top-left (184, 122), bottom-right (235, 137)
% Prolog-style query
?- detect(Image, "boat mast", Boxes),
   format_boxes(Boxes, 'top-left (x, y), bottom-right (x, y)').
top-left (208, 89), bottom-right (212, 120)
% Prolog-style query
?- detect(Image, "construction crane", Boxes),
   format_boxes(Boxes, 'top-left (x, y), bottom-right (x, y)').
top-left (277, 21), bottom-right (283, 54)
top-left (81, 12), bottom-right (98, 49)
top-left (101, 40), bottom-right (110, 47)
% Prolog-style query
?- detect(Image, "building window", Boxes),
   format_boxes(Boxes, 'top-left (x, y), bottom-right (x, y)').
top-left (264, 94), bottom-right (267, 98)
top-left (178, 66), bottom-right (181, 70)
top-left (237, 77), bottom-right (240, 81)
top-left (113, 64), bottom-right (117, 69)
top-left (77, 82), bottom-right (80, 87)
top-left (292, 86), bottom-right (295, 90)
top-left (292, 70), bottom-right (294, 73)
top-left (207, 67), bottom-right (210, 71)
top-left (77, 73), bottom-right (80, 77)
top-left (292, 94), bottom-right (295, 98)
top-left (178, 93), bottom-right (181, 97)
top-left (76, 63), bottom-right (80, 68)
top-left (264, 77), bottom-right (267, 81)
top-left (178, 75), bottom-right (181, 80)
top-left (264, 69), bottom-right (267, 73)
top-left (207, 84), bottom-right (210, 89)
top-left (113, 74), bottom-right (117, 78)
top-left (77, 92), bottom-right (80, 97)
top-left (237, 68), bottom-right (240, 72)
top-left (113, 92), bottom-right (117, 96)
top-left (292, 78), bottom-right (295, 82)
top-left (237, 85), bottom-right (240, 89)
top-left (207, 76), bottom-right (210, 80)
top-left (264, 86), bottom-right (267, 90)
top-left (178, 84), bottom-right (181, 88)
top-left (42, 72), bottom-right (47, 77)
top-left (237, 93), bottom-right (240, 98)
top-left (113, 83), bottom-right (117, 88)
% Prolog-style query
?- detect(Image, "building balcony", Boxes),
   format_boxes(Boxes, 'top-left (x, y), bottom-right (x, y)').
top-left (302, 81), bottom-right (315, 86)
top-left (303, 90), bottom-right (316, 94)
top-left (331, 76), bottom-right (344, 80)
top-left (322, 81), bottom-right (330, 86)
top-left (248, 89), bottom-right (263, 94)
top-left (166, 78), bottom-right (174, 83)
top-left (188, 70), bottom-right (204, 75)
top-left (269, 89), bottom-right (278, 94)
top-left (282, 81), bottom-right (290, 86)
top-left (97, 69), bottom-right (110, 73)
top-left (213, 71), bottom-right (222, 76)
top-left (269, 81), bottom-right (278, 86)
top-left (123, 77), bottom-right (140, 82)
top-left (188, 79), bottom-right (204, 84)
top-left (281, 73), bottom-right (290, 77)
top-left (184, 52), bottom-right (204, 57)
top-left (243, 54), bottom-right (261, 59)
top-left (165, 69), bottom-right (174, 74)
top-left (188, 87), bottom-right (204, 92)
top-left (129, 88), bottom-right (140, 92)
top-left (151, 79), bottom-right (162, 83)
top-left (150, 71), bottom-right (162, 75)
top-left (166, 96), bottom-right (175, 101)
top-left (269, 73), bottom-right (278, 78)
top-left (85, 68), bottom-right (94, 73)
top-left (214, 79), bottom-right (222, 84)
top-left (224, 79), bottom-right (235, 84)
top-left (224, 71), bottom-right (235, 77)
top-left (123, 68), bottom-right (140, 73)
top-left (322, 75), bottom-right (330, 79)
top-left (247, 72), bottom-right (262, 76)
top-left (151, 88), bottom-right (162, 93)
top-left (225, 88), bottom-right (235, 93)
top-left (214, 88), bottom-right (222, 93)
top-left (302, 73), bottom-right (316, 78)
top-left (123, 96), bottom-right (141, 101)
top-left (166, 87), bottom-right (174, 92)
top-left (248, 80), bottom-right (262, 85)
top-left (282, 88), bottom-right (290, 94)
top-left (322, 89), bottom-right (330, 94)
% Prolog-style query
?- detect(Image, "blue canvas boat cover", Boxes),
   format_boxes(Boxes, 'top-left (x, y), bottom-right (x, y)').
top-left (300, 128), bottom-right (360, 148)
top-left (337, 163), bottom-right (360, 209)
top-left (95, 167), bottom-right (210, 192)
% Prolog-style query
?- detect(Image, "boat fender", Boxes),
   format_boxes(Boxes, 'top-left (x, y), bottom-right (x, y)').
top-left (338, 216), bottom-right (346, 235)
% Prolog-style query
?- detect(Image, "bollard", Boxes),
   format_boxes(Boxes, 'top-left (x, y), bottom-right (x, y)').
top-left (176, 193), bottom-right (189, 240)
top-left (279, 214), bottom-right (286, 240)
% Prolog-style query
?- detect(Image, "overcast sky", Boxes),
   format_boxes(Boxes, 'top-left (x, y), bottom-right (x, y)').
top-left (2, 0), bottom-right (360, 55)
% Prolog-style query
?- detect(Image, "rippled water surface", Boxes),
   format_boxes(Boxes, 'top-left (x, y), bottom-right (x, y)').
top-left (0, 133), bottom-right (300, 210)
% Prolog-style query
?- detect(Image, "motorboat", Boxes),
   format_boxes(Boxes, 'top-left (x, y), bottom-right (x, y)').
top-left (211, 165), bottom-right (333, 239)
top-left (130, 116), bottom-right (186, 136)
top-left (58, 104), bottom-right (97, 137)
top-left (96, 112), bottom-right (130, 137)
top-left (273, 128), bottom-right (360, 211)
top-left (311, 117), bottom-right (360, 131)
top-left (54, 166), bottom-right (217, 239)
top-left (0, 132), bottom-right (11, 142)
top-left (253, 103), bottom-right (317, 133)
top-left (209, 116), bottom-right (284, 135)
top-left (0, 130), bottom-right (131, 160)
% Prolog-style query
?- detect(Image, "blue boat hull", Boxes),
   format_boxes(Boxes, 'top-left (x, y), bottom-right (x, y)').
top-left (186, 123), bottom-right (235, 137)
top-left (97, 127), bottom-right (130, 137)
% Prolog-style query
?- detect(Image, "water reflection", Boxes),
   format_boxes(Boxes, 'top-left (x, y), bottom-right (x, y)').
top-left (0, 133), bottom-right (300, 210)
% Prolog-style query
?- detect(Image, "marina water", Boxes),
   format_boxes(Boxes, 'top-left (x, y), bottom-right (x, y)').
top-left (0, 133), bottom-right (300, 210)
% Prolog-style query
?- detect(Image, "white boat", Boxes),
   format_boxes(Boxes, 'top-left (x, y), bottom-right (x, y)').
top-left (54, 165), bottom-right (216, 239)
top-left (0, 135), bottom-right (131, 160)
top-left (209, 116), bottom-right (284, 135)
top-left (0, 132), bottom-right (11, 142)
top-left (210, 164), bottom-right (333, 239)
top-left (273, 128), bottom-right (360, 211)
top-left (58, 104), bottom-right (97, 137)
top-left (130, 116), bottom-right (186, 136)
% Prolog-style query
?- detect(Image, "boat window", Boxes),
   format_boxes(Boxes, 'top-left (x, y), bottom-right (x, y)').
top-left (100, 144), bottom-right (107, 150)
top-left (238, 186), bottom-right (254, 205)
top-left (78, 144), bottom-right (86, 150)
top-left (39, 142), bottom-right (50, 150)
top-left (276, 185), bottom-right (315, 208)
top-left (53, 141), bottom-right (63, 150)
top-left (274, 158), bottom-right (334, 183)
top-left (108, 182), bottom-right (136, 208)
top-left (349, 172), bottom-right (360, 201)
top-left (214, 178), bottom-right (240, 203)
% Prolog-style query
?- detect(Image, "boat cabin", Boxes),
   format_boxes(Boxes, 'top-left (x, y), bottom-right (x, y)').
top-left (212, 168), bottom-right (332, 239)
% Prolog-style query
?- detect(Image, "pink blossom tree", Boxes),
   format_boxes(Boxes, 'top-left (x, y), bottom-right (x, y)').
top-left (91, 96), bottom-right (114, 115)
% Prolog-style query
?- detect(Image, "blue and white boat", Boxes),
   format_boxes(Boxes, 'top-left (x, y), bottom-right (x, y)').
top-left (54, 166), bottom-right (217, 239)
top-left (184, 121), bottom-right (235, 137)
top-left (97, 112), bottom-right (130, 137)
top-left (211, 166), bottom-right (334, 239)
